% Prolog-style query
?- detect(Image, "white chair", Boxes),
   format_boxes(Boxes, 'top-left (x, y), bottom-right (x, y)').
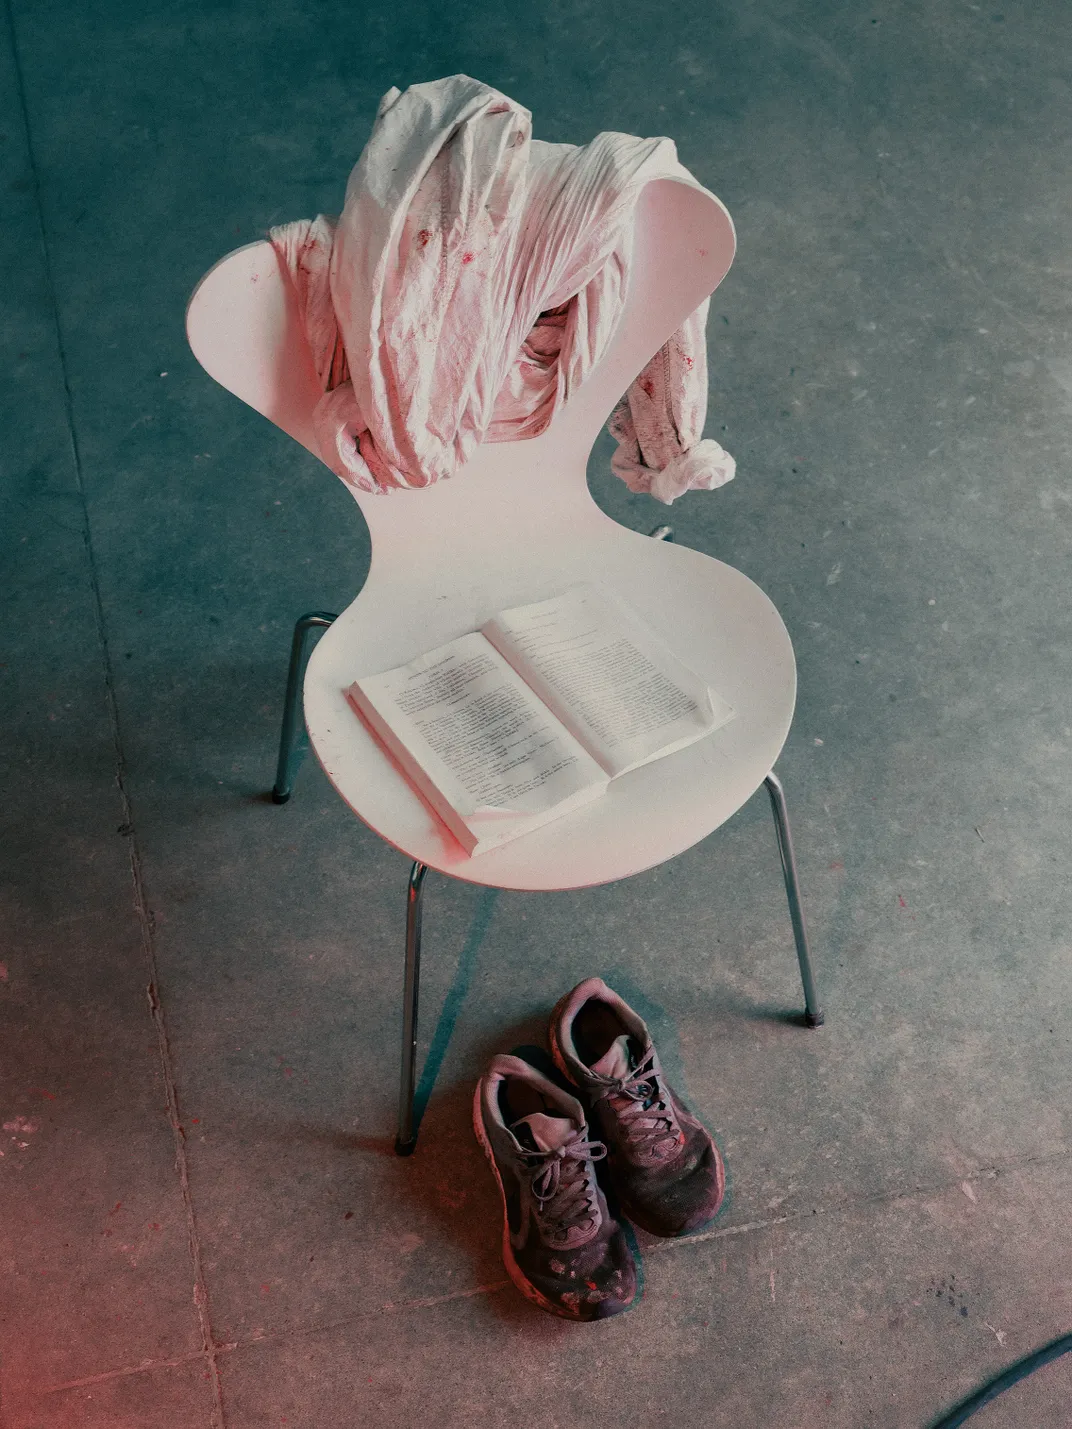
top-left (186, 177), bottom-right (823, 1155)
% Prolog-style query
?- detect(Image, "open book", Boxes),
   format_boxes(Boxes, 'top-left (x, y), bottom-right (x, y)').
top-left (345, 583), bottom-right (736, 857)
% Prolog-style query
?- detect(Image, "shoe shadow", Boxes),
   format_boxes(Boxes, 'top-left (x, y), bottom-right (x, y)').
top-left (403, 1020), bottom-right (645, 1330)
top-left (281, 951), bottom-right (753, 1328)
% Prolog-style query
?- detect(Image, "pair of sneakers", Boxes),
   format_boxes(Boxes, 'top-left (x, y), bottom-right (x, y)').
top-left (473, 977), bottom-right (725, 1321)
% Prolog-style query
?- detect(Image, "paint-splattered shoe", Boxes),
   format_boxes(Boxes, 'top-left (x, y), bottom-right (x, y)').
top-left (551, 978), bottom-right (725, 1237)
top-left (473, 1054), bottom-right (638, 1320)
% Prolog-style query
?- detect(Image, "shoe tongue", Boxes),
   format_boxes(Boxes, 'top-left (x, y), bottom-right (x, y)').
top-left (512, 1112), bottom-right (577, 1153)
top-left (591, 1033), bottom-right (634, 1080)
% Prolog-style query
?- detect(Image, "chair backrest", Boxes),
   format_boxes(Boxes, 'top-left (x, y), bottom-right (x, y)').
top-left (186, 238), bottom-right (325, 458)
top-left (185, 179), bottom-right (735, 555)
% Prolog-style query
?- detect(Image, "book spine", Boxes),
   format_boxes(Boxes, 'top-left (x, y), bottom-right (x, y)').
top-left (344, 686), bottom-right (480, 855)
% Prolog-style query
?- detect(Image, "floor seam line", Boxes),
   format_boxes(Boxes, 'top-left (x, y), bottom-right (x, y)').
top-left (193, 1143), bottom-right (1071, 1347)
top-left (36, 1282), bottom-right (513, 1392)
top-left (0, 5), bottom-right (224, 1424)
top-left (30, 1146), bottom-right (1072, 1378)
top-left (39, 1350), bottom-right (214, 1397)
top-left (213, 1279), bottom-right (513, 1355)
top-left (646, 1145), bottom-right (1072, 1256)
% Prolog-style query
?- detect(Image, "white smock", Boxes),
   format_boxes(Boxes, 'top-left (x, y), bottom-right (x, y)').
top-left (270, 75), bottom-right (735, 505)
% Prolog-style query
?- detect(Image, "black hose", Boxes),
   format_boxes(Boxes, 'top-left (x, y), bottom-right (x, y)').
top-left (929, 1332), bottom-right (1072, 1428)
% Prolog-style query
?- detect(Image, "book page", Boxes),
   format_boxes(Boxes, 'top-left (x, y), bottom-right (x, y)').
top-left (348, 632), bottom-right (607, 821)
top-left (482, 584), bottom-right (735, 778)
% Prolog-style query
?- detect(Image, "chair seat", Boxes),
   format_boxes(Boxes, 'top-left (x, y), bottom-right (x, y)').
top-left (303, 453), bottom-right (795, 892)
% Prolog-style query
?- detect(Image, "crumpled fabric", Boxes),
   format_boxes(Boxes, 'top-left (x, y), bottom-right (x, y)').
top-left (270, 75), bottom-right (735, 504)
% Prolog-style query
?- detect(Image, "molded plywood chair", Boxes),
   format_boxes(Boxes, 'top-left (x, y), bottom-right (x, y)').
top-left (186, 178), bottom-right (823, 1155)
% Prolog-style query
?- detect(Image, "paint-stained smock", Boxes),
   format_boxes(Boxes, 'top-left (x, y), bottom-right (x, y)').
top-left (269, 74), bottom-right (735, 505)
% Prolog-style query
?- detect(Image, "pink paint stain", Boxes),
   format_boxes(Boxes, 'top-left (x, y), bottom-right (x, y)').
top-left (898, 895), bottom-right (907, 908)
top-left (4, 1116), bottom-right (38, 1134)
top-left (416, 228), bottom-right (431, 247)
top-left (461, 251), bottom-right (475, 265)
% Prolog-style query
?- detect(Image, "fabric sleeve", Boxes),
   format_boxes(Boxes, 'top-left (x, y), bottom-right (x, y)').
top-left (607, 299), bottom-right (735, 505)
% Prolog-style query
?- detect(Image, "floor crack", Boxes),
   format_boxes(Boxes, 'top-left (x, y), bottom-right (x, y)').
top-left (1, 2), bottom-right (224, 1422)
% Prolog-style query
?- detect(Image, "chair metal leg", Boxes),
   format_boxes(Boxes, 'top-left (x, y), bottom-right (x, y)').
top-left (764, 772), bottom-right (824, 1027)
top-left (271, 611), bottom-right (338, 803)
top-left (395, 861), bottom-right (428, 1156)
top-left (649, 526), bottom-right (821, 1021)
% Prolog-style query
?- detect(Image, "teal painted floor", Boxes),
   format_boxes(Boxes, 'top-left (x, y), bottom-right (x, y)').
top-left (2, 1), bottom-right (1071, 1425)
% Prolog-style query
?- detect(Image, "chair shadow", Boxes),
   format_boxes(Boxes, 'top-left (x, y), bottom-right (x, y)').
top-left (347, 888), bottom-right (564, 1324)
top-left (732, 1002), bottom-right (818, 1029)
top-left (410, 884), bottom-right (501, 1134)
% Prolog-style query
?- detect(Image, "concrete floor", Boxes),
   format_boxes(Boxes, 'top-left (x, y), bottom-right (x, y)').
top-left (2, 0), bottom-right (1071, 1424)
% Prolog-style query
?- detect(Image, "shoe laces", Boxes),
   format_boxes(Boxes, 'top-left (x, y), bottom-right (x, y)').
top-left (518, 1130), bottom-right (607, 1239)
top-left (593, 1047), bottom-right (682, 1159)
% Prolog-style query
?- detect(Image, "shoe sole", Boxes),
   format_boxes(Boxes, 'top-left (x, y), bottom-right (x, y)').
top-left (471, 1081), bottom-right (632, 1322)
top-left (549, 996), bottom-right (727, 1238)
